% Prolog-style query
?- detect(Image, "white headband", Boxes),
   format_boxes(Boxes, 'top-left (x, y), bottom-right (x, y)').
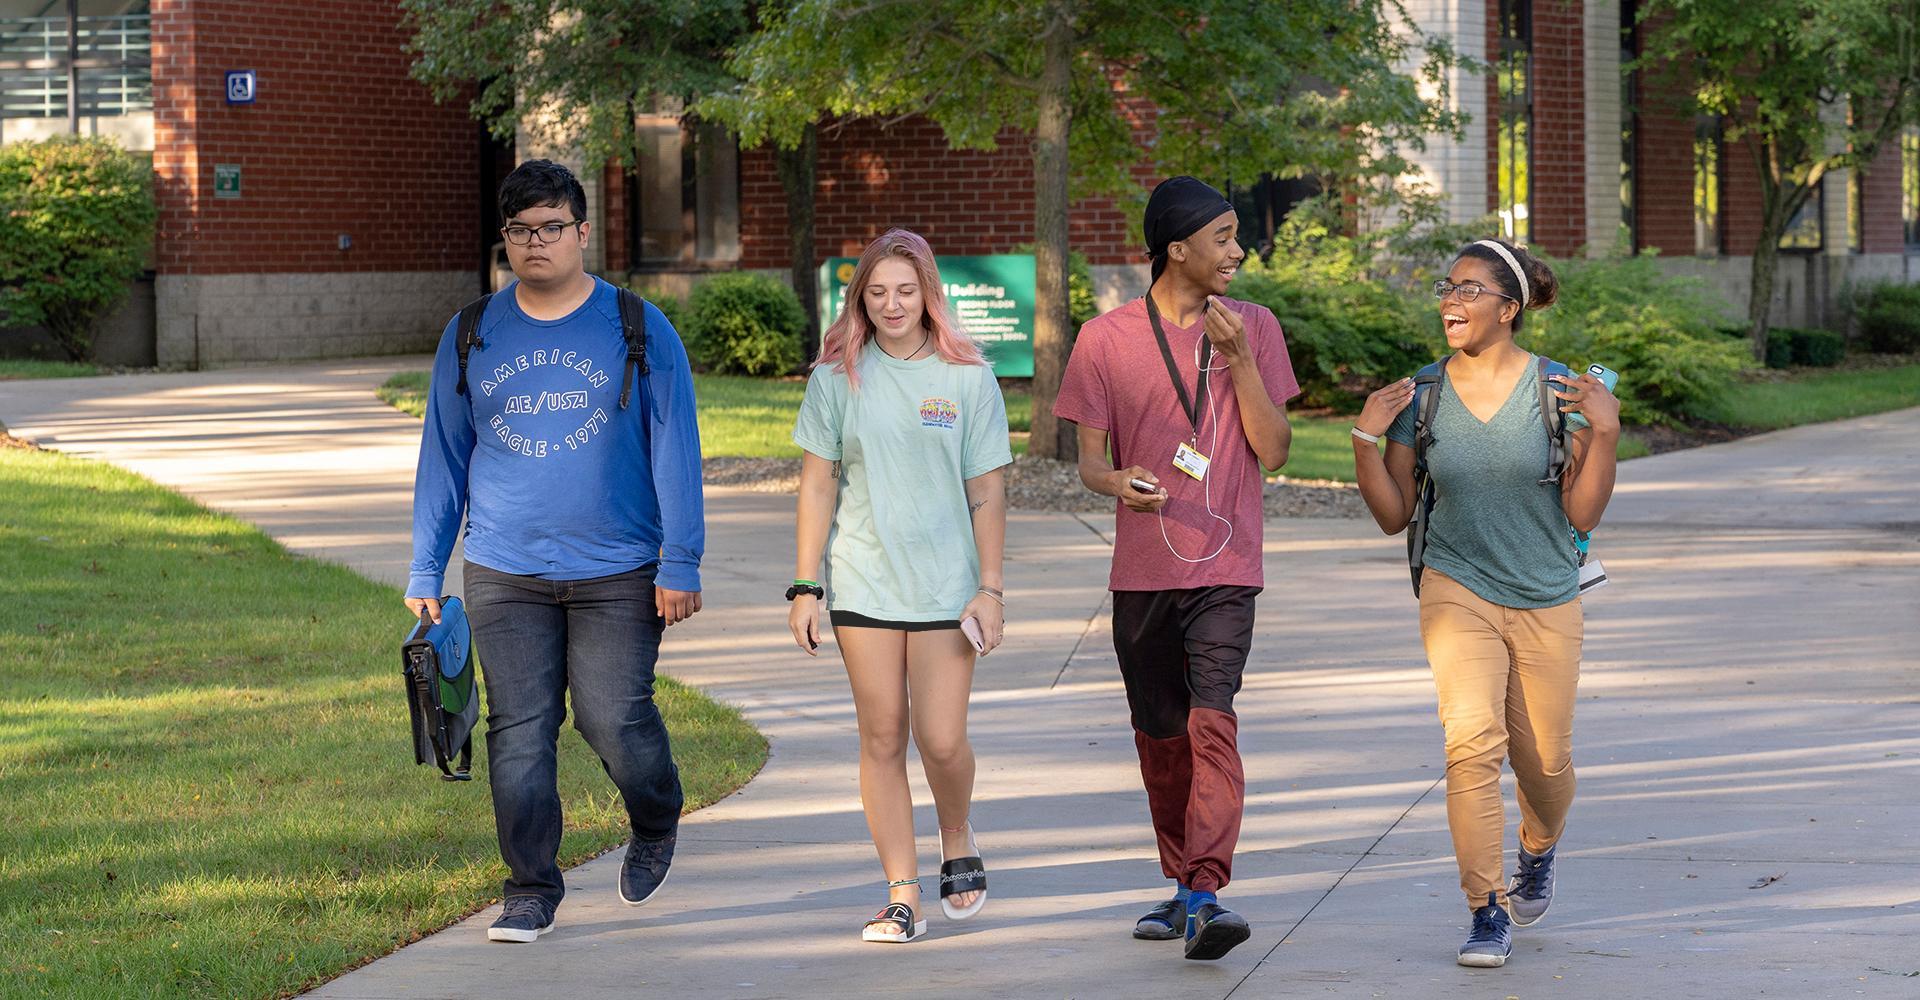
top-left (1472, 239), bottom-right (1529, 308)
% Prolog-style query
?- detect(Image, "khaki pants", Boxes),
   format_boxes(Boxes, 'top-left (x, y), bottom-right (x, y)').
top-left (1419, 569), bottom-right (1583, 907)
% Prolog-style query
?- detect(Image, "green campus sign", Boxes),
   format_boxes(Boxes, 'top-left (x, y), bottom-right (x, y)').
top-left (817, 254), bottom-right (1036, 376)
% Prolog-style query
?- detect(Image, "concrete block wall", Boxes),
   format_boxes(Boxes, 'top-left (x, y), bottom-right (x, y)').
top-left (156, 271), bottom-right (472, 367)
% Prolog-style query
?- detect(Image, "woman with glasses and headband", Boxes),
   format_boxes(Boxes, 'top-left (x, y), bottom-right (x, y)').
top-left (787, 229), bottom-right (1010, 943)
top-left (1347, 238), bottom-right (1620, 969)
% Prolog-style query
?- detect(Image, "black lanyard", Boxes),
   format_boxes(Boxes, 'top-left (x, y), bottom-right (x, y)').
top-left (1144, 294), bottom-right (1211, 441)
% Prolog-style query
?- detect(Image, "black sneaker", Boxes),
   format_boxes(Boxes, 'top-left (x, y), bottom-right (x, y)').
top-left (487, 895), bottom-right (556, 943)
top-left (1456, 893), bottom-right (1512, 968)
top-left (1507, 844), bottom-right (1556, 927)
top-left (620, 831), bottom-right (676, 907)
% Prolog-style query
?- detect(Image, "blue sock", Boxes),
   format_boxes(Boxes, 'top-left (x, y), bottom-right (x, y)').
top-left (1188, 890), bottom-right (1217, 911)
top-left (1173, 881), bottom-right (1192, 903)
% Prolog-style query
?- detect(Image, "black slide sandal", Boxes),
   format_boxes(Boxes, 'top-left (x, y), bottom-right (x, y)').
top-left (1134, 898), bottom-right (1187, 940)
top-left (1183, 901), bottom-right (1251, 961)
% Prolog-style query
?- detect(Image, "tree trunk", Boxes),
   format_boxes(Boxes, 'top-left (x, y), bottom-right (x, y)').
top-left (775, 122), bottom-right (820, 363)
top-left (1027, 6), bottom-right (1076, 462)
top-left (1746, 227), bottom-right (1780, 363)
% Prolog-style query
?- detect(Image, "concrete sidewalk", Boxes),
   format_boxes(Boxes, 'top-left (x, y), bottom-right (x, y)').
top-left (5, 362), bottom-right (1918, 999)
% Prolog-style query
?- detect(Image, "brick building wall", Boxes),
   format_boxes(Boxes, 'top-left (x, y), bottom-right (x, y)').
top-left (150, 0), bottom-right (483, 365)
top-left (1528, 0), bottom-right (1586, 255)
top-left (730, 118), bottom-right (1144, 271)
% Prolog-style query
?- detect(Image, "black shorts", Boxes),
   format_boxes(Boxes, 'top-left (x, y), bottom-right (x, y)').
top-left (830, 610), bottom-right (961, 632)
top-left (1111, 586), bottom-right (1260, 739)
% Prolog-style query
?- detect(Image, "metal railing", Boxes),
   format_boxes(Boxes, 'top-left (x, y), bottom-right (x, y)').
top-left (0, 14), bottom-right (152, 119)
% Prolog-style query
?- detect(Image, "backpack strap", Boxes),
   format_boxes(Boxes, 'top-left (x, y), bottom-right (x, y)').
top-left (1535, 356), bottom-right (1573, 485)
top-left (452, 293), bottom-right (494, 398)
top-left (614, 287), bottom-right (651, 410)
top-left (1406, 357), bottom-right (1448, 596)
top-left (1534, 356), bottom-right (1595, 558)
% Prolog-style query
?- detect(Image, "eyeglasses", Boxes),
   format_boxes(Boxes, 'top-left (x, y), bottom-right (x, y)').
top-left (1432, 279), bottom-right (1516, 303)
top-left (502, 220), bottom-right (584, 246)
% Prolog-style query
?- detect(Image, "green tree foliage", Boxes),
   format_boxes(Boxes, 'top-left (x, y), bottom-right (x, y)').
top-left (402, 1), bottom-right (746, 165)
top-left (705, 0), bottom-right (1463, 459)
top-left (0, 137), bottom-right (155, 362)
top-left (1521, 250), bottom-right (1751, 426)
top-left (1637, 0), bottom-right (1920, 360)
top-left (401, 2), bottom-right (826, 329)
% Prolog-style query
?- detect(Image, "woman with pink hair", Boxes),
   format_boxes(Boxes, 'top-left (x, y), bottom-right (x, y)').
top-left (786, 228), bottom-right (1011, 943)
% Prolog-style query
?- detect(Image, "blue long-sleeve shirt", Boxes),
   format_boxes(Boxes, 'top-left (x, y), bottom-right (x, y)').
top-left (408, 277), bottom-right (704, 598)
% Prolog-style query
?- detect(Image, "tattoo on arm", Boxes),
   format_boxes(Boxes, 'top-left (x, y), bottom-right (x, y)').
top-left (969, 499), bottom-right (987, 516)
top-left (829, 462), bottom-right (839, 480)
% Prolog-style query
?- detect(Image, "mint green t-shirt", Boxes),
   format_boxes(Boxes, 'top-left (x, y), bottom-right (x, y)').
top-left (793, 345), bottom-right (1012, 621)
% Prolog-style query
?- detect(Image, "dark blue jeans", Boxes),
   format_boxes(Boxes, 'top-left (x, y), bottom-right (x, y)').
top-left (463, 560), bottom-right (684, 907)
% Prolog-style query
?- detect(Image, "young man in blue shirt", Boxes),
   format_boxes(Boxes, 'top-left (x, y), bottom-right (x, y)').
top-left (406, 159), bottom-right (705, 943)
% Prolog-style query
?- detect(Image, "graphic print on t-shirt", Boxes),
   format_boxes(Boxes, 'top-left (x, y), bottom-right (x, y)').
top-left (475, 347), bottom-right (617, 459)
top-left (919, 396), bottom-right (958, 429)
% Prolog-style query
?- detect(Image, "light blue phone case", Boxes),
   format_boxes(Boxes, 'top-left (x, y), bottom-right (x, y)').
top-left (1561, 364), bottom-right (1619, 431)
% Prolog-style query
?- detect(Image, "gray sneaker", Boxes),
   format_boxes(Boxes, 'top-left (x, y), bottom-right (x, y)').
top-left (487, 895), bottom-right (556, 943)
top-left (1457, 894), bottom-right (1512, 968)
top-left (1506, 843), bottom-right (1556, 927)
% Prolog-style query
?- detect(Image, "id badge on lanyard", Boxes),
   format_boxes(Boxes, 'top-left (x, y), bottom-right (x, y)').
top-left (1147, 295), bottom-right (1212, 481)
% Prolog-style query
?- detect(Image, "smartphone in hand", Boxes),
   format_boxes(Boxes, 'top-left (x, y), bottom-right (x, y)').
top-left (1128, 477), bottom-right (1161, 494)
top-left (961, 616), bottom-right (987, 653)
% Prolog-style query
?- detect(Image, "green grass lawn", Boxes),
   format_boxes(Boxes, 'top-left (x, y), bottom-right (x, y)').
top-left (371, 372), bottom-right (1681, 482)
top-left (379, 371), bottom-right (1034, 459)
top-left (0, 443), bottom-right (767, 999)
top-left (0, 360), bottom-right (99, 379)
top-left (1693, 363), bottom-right (1920, 430)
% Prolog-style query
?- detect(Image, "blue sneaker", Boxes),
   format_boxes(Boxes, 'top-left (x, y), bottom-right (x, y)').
top-left (619, 831), bottom-right (676, 907)
top-left (1507, 844), bottom-right (1556, 927)
top-left (487, 895), bottom-right (556, 943)
top-left (1457, 893), bottom-right (1512, 968)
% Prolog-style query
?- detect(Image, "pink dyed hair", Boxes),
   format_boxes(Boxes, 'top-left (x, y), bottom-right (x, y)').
top-left (815, 228), bottom-right (987, 387)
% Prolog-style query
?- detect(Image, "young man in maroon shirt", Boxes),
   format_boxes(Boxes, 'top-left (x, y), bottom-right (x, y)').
top-left (1053, 176), bottom-right (1300, 961)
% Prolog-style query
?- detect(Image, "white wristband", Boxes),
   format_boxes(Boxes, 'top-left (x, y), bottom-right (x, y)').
top-left (1350, 427), bottom-right (1381, 444)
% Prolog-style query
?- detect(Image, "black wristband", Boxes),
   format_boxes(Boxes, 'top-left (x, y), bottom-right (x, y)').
top-left (785, 583), bottom-right (824, 602)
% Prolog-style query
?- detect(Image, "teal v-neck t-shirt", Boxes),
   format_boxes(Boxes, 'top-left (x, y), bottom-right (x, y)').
top-left (793, 344), bottom-right (1012, 621)
top-left (1387, 355), bottom-right (1581, 609)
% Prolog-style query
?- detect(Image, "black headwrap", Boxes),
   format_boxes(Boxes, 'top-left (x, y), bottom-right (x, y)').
top-left (1143, 176), bottom-right (1233, 270)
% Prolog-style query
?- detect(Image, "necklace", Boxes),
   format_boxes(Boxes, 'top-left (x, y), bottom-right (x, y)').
top-left (886, 331), bottom-right (931, 361)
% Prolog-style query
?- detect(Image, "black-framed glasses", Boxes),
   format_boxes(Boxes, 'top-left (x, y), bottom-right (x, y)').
top-left (502, 220), bottom-right (584, 246)
top-left (1432, 279), bottom-right (1516, 304)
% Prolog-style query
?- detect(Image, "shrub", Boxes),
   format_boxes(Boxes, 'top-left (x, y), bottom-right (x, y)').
top-left (0, 136), bottom-right (156, 361)
top-left (1783, 327), bottom-right (1845, 367)
top-left (683, 272), bottom-right (805, 375)
top-left (1520, 250), bottom-right (1751, 426)
top-left (1230, 261), bottom-right (1439, 413)
top-left (628, 284), bottom-right (688, 335)
top-left (1759, 327), bottom-right (1842, 369)
top-left (1857, 282), bottom-right (1920, 354)
top-left (1763, 328), bottom-right (1796, 369)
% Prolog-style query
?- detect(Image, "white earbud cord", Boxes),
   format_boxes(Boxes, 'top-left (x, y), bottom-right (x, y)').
top-left (1158, 336), bottom-right (1234, 563)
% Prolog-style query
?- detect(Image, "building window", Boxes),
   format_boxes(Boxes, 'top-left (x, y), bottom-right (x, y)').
top-left (1227, 174), bottom-right (1318, 256)
top-left (1619, 0), bottom-right (1638, 247)
top-left (1694, 114), bottom-right (1722, 255)
top-left (1905, 129), bottom-right (1919, 248)
top-left (1779, 178), bottom-right (1823, 251)
top-left (1496, 0), bottom-right (1533, 244)
top-left (628, 101), bottom-right (740, 268)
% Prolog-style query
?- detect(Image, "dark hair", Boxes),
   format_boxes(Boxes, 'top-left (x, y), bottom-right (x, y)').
top-left (498, 159), bottom-right (587, 226)
top-left (1149, 252), bottom-right (1169, 282)
top-left (1453, 237), bottom-right (1558, 331)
